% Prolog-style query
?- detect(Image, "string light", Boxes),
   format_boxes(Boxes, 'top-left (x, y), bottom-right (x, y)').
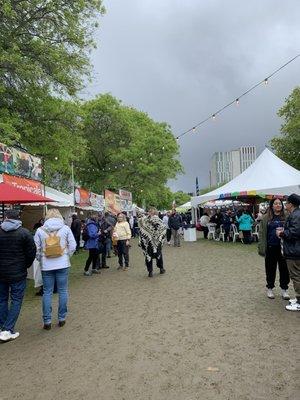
top-left (176, 54), bottom-right (300, 141)
top-left (192, 127), bottom-right (196, 132)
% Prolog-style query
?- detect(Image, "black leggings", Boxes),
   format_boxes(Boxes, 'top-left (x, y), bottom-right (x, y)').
top-left (117, 240), bottom-right (129, 267)
top-left (146, 253), bottom-right (163, 273)
top-left (265, 246), bottom-right (290, 289)
top-left (85, 249), bottom-right (99, 271)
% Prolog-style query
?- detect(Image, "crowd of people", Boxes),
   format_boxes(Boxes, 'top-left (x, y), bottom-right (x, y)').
top-left (0, 194), bottom-right (299, 343)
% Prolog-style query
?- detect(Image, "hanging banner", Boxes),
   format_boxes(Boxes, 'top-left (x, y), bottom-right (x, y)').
top-left (105, 190), bottom-right (121, 215)
top-left (74, 187), bottom-right (90, 207)
top-left (90, 192), bottom-right (105, 211)
top-left (119, 189), bottom-right (133, 212)
top-left (2, 174), bottom-right (43, 195)
top-left (0, 143), bottom-right (42, 181)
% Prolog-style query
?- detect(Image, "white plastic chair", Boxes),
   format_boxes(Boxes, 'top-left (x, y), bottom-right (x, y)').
top-left (207, 224), bottom-right (216, 240)
top-left (252, 224), bottom-right (259, 242)
top-left (219, 224), bottom-right (226, 242)
top-left (230, 224), bottom-right (240, 242)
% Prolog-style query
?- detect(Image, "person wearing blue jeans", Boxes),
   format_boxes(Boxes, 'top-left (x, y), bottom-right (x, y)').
top-left (34, 209), bottom-right (76, 330)
top-left (42, 268), bottom-right (69, 324)
top-left (0, 210), bottom-right (36, 342)
top-left (0, 279), bottom-right (27, 336)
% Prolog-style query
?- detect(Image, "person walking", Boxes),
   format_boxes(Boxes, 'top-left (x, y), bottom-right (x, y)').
top-left (236, 210), bottom-right (254, 244)
top-left (83, 212), bottom-right (100, 276)
top-left (258, 198), bottom-right (290, 300)
top-left (98, 213), bottom-right (113, 269)
top-left (277, 194), bottom-right (300, 311)
top-left (139, 208), bottom-right (166, 277)
top-left (114, 213), bottom-right (131, 270)
top-left (34, 209), bottom-right (76, 330)
top-left (169, 209), bottom-right (181, 247)
top-left (0, 210), bottom-right (36, 342)
top-left (200, 212), bottom-right (210, 239)
top-left (162, 212), bottom-right (171, 245)
top-left (71, 213), bottom-right (81, 253)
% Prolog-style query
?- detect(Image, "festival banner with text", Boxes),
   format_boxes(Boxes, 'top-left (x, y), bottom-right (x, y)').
top-left (105, 190), bottom-right (121, 215)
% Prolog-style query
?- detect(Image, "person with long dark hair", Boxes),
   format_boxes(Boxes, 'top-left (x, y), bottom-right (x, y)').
top-left (258, 198), bottom-right (290, 300)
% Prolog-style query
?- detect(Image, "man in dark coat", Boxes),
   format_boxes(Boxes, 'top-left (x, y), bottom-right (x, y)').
top-left (71, 213), bottom-right (81, 252)
top-left (168, 209), bottom-right (182, 247)
top-left (0, 210), bottom-right (36, 342)
top-left (278, 193), bottom-right (300, 311)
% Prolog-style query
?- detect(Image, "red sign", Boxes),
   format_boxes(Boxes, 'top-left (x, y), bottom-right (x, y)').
top-left (2, 174), bottom-right (43, 195)
top-left (74, 187), bottom-right (90, 207)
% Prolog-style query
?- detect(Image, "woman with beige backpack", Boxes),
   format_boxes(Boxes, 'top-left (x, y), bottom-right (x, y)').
top-left (34, 209), bottom-right (76, 330)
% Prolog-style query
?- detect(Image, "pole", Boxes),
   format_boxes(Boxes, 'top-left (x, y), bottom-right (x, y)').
top-left (71, 162), bottom-right (75, 213)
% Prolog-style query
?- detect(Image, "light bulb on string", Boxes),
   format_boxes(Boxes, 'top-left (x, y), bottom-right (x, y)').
top-left (162, 146), bottom-right (165, 150)
top-left (264, 78), bottom-right (268, 85)
top-left (192, 127), bottom-right (196, 133)
top-left (235, 98), bottom-right (239, 106)
top-left (212, 114), bottom-right (216, 120)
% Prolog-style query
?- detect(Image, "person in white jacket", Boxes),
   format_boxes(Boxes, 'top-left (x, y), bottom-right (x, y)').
top-left (34, 209), bottom-right (76, 330)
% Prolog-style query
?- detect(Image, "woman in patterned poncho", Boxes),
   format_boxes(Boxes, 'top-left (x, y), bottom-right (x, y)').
top-left (138, 207), bottom-right (167, 277)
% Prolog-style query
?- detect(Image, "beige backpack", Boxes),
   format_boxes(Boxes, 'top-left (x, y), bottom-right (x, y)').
top-left (43, 229), bottom-right (65, 258)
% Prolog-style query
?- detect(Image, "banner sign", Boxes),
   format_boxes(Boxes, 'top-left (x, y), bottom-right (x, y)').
top-left (74, 188), bottom-right (90, 207)
top-left (105, 190), bottom-right (121, 215)
top-left (119, 189), bottom-right (133, 212)
top-left (74, 187), bottom-right (104, 210)
top-left (1, 174), bottom-right (43, 195)
top-left (90, 192), bottom-right (104, 211)
top-left (0, 143), bottom-right (42, 181)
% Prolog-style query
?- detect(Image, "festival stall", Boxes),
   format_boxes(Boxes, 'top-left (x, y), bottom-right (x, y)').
top-left (75, 187), bottom-right (104, 218)
top-left (191, 148), bottom-right (300, 223)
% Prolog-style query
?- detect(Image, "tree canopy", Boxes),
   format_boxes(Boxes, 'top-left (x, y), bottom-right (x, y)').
top-left (271, 87), bottom-right (300, 170)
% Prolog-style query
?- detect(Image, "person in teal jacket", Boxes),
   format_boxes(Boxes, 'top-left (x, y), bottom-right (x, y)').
top-left (236, 210), bottom-right (254, 244)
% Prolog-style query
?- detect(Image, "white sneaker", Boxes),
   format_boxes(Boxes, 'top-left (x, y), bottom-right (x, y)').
top-left (83, 271), bottom-right (92, 276)
top-left (285, 302), bottom-right (300, 311)
top-left (267, 289), bottom-right (275, 299)
top-left (289, 298), bottom-right (298, 305)
top-left (281, 289), bottom-right (290, 300)
top-left (0, 330), bottom-right (20, 342)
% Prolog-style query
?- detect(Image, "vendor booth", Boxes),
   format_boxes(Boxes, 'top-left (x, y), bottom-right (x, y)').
top-left (191, 149), bottom-right (300, 221)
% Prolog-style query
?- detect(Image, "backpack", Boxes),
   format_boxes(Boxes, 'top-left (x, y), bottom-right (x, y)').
top-left (82, 225), bottom-right (89, 242)
top-left (43, 229), bottom-right (65, 258)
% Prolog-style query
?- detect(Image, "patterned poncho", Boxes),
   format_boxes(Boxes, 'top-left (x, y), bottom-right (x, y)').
top-left (138, 215), bottom-right (167, 261)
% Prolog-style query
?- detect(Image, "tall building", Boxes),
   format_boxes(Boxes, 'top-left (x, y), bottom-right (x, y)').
top-left (210, 146), bottom-right (257, 187)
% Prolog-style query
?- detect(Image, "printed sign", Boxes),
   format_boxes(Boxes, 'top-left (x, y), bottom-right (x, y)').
top-left (74, 187), bottom-right (90, 207)
top-left (0, 143), bottom-right (42, 181)
top-left (90, 193), bottom-right (104, 211)
top-left (105, 190), bottom-right (121, 215)
top-left (119, 189), bottom-right (133, 212)
top-left (2, 174), bottom-right (43, 195)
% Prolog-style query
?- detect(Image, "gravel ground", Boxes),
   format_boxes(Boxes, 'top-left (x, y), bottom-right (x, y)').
top-left (1, 237), bottom-right (299, 400)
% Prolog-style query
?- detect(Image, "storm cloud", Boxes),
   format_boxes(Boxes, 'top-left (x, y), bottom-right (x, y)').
top-left (84, 0), bottom-right (300, 192)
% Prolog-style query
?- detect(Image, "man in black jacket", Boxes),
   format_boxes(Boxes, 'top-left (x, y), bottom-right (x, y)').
top-left (168, 210), bottom-right (182, 247)
top-left (278, 194), bottom-right (300, 311)
top-left (0, 210), bottom-right (36, 342)
top-left (71, 214), bottom-right (81, 253)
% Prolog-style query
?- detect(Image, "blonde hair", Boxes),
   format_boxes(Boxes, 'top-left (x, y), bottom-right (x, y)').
top-left (45, 208), bottom-right (63, 221)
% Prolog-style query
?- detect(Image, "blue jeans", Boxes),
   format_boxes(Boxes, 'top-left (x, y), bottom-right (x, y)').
top-left (42, 268), bottom-right (69, 324)
top-left (0, 279), bottom-right (26, 333)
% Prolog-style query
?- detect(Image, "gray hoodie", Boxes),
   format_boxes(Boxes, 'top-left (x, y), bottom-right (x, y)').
top-left (1, 219), bottom-right (22, 232)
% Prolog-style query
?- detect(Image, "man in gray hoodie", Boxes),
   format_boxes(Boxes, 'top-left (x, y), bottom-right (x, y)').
top-left (0, 210), bottom-right (36, 342)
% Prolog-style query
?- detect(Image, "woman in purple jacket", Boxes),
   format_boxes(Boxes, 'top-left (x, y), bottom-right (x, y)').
top-left (83, 213), bottom-right (100, 276)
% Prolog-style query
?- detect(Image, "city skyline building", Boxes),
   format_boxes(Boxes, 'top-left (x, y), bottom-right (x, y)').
top-left (210, 146), bottom-right (257, 187)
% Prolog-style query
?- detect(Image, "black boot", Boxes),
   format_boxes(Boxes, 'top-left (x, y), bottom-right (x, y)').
top-left (160, 268), bottom-right (166, 274)
top-left (148, 271), bottom-right (153, 277)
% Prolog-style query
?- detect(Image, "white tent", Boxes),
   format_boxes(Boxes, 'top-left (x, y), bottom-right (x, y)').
top-left (192, 148), bottom-right (300, 206)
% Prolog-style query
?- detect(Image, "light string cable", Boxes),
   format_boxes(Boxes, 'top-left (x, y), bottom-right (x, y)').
top-left (176, 54), bottom-right (300, 141)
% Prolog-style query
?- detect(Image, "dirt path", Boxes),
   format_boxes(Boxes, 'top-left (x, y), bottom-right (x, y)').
top-left (1, 238), bottom-right (299, 400)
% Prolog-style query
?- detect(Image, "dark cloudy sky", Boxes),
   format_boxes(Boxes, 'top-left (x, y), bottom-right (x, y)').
top-left (84, 0), bottom-right (300, 193)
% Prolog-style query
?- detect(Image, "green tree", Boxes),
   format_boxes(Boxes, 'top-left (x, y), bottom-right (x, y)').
top-left (0, 0), bottom-right (104, 175)
top-left (173, 191), bottom-right (190, 206)
top-left (77, 94), bottom-right (183, 206)
top-left (271, 87), bottom-right (300, 170)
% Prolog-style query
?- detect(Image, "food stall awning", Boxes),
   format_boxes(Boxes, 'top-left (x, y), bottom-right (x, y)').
top-left (0, 182), bottom-right (53, 204)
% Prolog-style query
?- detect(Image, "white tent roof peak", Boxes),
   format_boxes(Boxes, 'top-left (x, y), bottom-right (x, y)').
top-left (192, 148), bottom-right (300, 206)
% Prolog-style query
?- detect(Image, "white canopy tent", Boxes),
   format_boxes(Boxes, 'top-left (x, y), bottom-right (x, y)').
top-left (192, 149), bottom-right (300, 206)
